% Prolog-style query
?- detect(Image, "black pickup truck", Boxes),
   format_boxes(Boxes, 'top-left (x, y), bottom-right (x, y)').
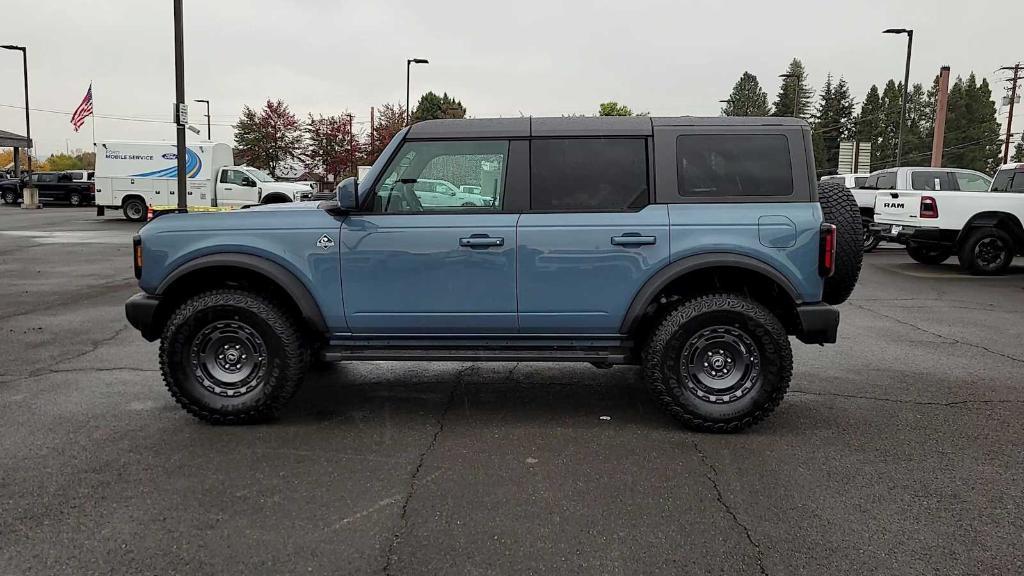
top-left (0, 171), bottom-right (94, 206)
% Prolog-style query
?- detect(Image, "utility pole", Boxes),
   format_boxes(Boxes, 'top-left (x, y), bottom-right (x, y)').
top-left (999, 63), bottom-right (1022, 165)
top-left (194, 99), bottom-right (211, 140)
top-left (173, 0), bottom-right (187, 210)
top-left (931, 66), bottom-right (951, 167)
top-left (884, 28), bottom-right (914, 166)
top-left (369, 106), bottom-right (375, 155)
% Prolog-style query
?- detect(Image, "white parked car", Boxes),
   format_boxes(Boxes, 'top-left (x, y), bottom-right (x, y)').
top-left (411, 178), bottom-right (494, 207)
top-left (872, 165), bottom-right (1021, 274)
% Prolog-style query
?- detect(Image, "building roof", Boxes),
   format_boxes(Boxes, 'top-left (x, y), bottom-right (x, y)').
top-left (405, 116), bottom-right (810, 139)
top-left (0, 129), bottom-right (32, 149)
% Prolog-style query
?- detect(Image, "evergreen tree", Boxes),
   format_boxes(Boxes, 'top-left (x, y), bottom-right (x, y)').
top-left (855, 85), bottom-right (883, 145)
top-left (1012, 138), bottom-right (1024, 163)
top-left (598, 102), bottom-right (648, 116)
top-left (412, 92), bottom-right (466, 123)
top-left (810, 75), bottom-right (855, 174)
top-left (902, 83), bottom-right (933, 164)
top-left (722, 72), bottom-right (771, 116)
top-left (874, 80), bottom-right (904, 169)
top-left (943, 74), bottom-right (1002, 172)
top-left (771, 59), bottom-right (814, 119)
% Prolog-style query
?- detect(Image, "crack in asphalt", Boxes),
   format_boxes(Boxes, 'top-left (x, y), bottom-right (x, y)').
top-left (692, 440), bottom-right (768, 576)
top-left (0, 324), bottom-right (136, 383)
top-left (847, 301), bottom-right (1024, 364)
top-left (0, 366), bottom-right (159, 385)
top-left (0, 278), bottom-right (136, 323)
top-left (791, 389), bottom-right (1024, 408)
top-left (383, 365), bottom-right (472, 576)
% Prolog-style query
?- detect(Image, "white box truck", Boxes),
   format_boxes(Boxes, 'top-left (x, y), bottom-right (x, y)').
top-left (94, 141), bottom-right (314, 221)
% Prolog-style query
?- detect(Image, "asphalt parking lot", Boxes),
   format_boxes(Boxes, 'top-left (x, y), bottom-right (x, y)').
top-left (1, 206), bottom-right (1022, 575)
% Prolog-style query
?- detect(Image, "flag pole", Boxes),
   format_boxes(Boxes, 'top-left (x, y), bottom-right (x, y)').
top-left (91, 81), bottom-right (96, 146)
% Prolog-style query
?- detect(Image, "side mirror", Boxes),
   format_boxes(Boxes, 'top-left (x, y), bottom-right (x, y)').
top-left (336, 176), bottom-right (358, 209)
top-left (241, 176), bottom-right (256, 187)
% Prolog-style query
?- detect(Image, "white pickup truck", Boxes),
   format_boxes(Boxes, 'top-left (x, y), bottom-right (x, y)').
top-left (872, 165), bottom-right (1022, 275)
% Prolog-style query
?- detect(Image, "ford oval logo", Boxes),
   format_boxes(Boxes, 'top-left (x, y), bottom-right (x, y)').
top-left (161, 153), bottom-right (177, 160)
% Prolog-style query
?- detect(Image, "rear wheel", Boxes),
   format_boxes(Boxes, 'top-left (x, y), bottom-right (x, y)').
top-left (160, 289), bottom-right (308, 424)
top-left (2, 189), bottom-right (16, 204)
top-left (906, 245), bottom-right (952, 265)
top-left (957, 227), bottom-right (1014, 275)
top-left (862, 217), bottom-right (881, 252)
top-left (818, 181), bottom-right (863, 304)
top-left (642, 294), bottom-right (792, 433)
top-left (122, 197), bottom-right (146, 222)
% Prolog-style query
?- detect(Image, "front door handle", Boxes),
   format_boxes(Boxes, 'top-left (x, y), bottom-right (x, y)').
top-left (459, 236), bottom-right (504, 248)
top-left (611, 235), bottom-right (657, 246)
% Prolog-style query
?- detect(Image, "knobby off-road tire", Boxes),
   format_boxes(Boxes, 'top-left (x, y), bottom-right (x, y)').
top-left (818, 181), bottom-right (863, 305)
top-left (906, 245), bottom-right (952, 265)
top-left (957, 227), bottom-right (1014, 276)
top-left (160, 289), bottom-right (308, 424)
top-left (643, 294), bottom-right (793, 433)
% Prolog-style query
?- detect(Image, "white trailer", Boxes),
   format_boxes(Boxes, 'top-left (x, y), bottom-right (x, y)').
top-left (94, 141), bottom-right (313, 221)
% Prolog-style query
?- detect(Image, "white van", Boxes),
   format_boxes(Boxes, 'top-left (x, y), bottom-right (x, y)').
top-left (94, 141), bottom-right (314, 221)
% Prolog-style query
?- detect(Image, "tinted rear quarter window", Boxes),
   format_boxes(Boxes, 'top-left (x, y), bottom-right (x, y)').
top-left (853, 176), bottom-right (868, 188)
top-left (866, 172), bottom-right (896, 190)
top-left (530, 138), bottom-right (648, 211)
top-left (910, 171), bottom-right (953, 191)
top-left (990, 169), bottom-right (1024, 192)
top-left (676, 134), bottom-right (792, 197)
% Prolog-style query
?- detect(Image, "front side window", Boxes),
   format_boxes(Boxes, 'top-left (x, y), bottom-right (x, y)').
top-left (954, 171), bottom-right (991, 192)
top-left (911, 171), bottom-right (953, 191)
top-left (676, 134), bottom-right (792, 197)
top-left (221, 170), bottom-right (247, 185)
top-left (371, 140), bottom-right (507, 213)
top-left (244, 168), bottom-right (275, 182)
top-left (531, 138), bottom-right (648, 211)
top-left (991, 169), bottom-right (1024, 192)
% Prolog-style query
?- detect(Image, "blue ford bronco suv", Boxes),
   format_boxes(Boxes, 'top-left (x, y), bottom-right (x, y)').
top-left (125, 117), bottom-right (862, 432)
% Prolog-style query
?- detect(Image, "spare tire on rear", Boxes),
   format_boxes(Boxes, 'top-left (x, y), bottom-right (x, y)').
top-left (818, 181), bottom-right (862, 305)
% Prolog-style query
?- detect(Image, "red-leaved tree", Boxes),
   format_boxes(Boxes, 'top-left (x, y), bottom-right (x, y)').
top-left (234, 99), bottom-right (304, 177)
top-left (302, 113), bottom-right (362, 183)
top-left (366, 103), bottom-right (407, 165)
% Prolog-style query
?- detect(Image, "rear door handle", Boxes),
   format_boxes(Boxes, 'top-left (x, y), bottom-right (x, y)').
top-left (611, 235), bottom-right (657, 246)
top-left (459, 236), bottom-right (504, 247)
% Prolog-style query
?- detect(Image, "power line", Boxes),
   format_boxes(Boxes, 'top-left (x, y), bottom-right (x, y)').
top-left (0, 103), bottom-right (372, 128)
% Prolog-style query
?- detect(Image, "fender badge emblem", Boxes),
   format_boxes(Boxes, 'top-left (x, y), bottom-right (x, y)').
top-left (316, 234), bottom-right (335, 250)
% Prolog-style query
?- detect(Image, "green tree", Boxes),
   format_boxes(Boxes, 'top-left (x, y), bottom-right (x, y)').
top-left (771, 59), bottom-right (814, 119)
top-left (943, 74), bottom-right (1002, 173)
top-left (721, 72), bottom-right (771, 116)
top-left (810, 74), bottom-right (855, 174)
top-left (44, 153), bottom-right (85, 171)
top-left (233, 99), bottom-right (304, 177)
top-left (855, 85), bottom-right (883, 144)
top-left (873, 80), bottom-right (904, 169)
top-left (598, 101), bottom-right (645, 116)
top-left (901, 82), bottom-right (933, 164)
top-left (1012, 138), bottom-right (1024, 163)
top-left (412, 92), bottom-right (466, 122)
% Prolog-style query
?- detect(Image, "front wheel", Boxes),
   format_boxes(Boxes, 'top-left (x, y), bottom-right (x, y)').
top-left (642, 294), bottom-right (792, 433)
top-left (69, 192), bottom-right (83, 207)
top-left (2, 189), bottom-right (16, 204)
top-left (958, 227), bottom-right (1014, 275)
top-left (160, 289), bottom-right (309, 424)
top-left (906, 245), bottom-right (952, 265)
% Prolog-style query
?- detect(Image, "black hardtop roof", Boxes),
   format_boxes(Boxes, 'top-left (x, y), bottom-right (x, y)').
top-left (406, 116), bottom-right (809, 139)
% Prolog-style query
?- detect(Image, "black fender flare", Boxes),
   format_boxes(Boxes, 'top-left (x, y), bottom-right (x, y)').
top-left (259, 192), bottom-right (293, 204)
top-left (156, 253), bottom-right (328, 334)
top-left (619, 253), bottom-right (802, 334)
top-left (960, 212), bottom-right (1024, 245)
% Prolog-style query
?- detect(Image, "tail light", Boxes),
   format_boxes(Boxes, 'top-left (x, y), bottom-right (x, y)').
top-left (132, 234), bottom-right (143, 279)
top-left (819, 223), bottom-right (836, 277)
top-left (920, 196), bottom-right (939, 218)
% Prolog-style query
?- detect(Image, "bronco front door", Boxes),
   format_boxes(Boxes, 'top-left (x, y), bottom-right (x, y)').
top-left (340, 139), bottom-right (517, 334)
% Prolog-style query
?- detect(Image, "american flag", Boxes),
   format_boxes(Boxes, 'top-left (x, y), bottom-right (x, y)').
top-left (70, 84), bottom-right (93, 132)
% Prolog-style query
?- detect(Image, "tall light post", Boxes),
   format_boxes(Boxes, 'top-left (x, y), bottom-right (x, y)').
top-left (884, 28), bottom-right (913, 167)
top-left (406, 58), bottom-right (429, 125)
top-left (173, 0), bottom-right (187, 209)
top-left (779, 73), bottom-right (800, 117)
top-left (1, 45), bottom-right (31, 173)
top-left (194, 99), bottom-right (211, 140)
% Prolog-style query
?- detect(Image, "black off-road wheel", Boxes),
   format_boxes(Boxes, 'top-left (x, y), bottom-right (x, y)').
top-left (122, 197), bottom-right (146, 222)
top-left (818, 181), bottom-right (863, 304)
top-left (642, 294), bottom-right (793, 433)
top-left (906, 245), bottom-right (952, 265)
top-left (160, 289), bottom-right (308, 424)
top-left (957, 227), bottom-right (1014, 276)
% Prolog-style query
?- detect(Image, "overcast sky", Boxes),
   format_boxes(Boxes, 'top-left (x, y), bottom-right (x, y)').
top-left (2, 0), bottom-right (1020, 158)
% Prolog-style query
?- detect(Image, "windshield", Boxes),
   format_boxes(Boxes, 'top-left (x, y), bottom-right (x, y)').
top-left (244, 168), bottom-right (275, 182)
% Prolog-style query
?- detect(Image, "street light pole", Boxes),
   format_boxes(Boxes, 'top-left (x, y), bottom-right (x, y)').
top-left (884, 28), bottom-right (914, 167)
top-left (194, 99), bottom-right (211, 140)
top-left (173, 0), bottom-right (187, 210)
top-left (1, 45), bottom-right (31, 173)
top-left (406, 58), bottom-right (428, 125)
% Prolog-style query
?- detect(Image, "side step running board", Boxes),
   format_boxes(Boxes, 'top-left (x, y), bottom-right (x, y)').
top-left (321, 348), bottom-right (632, 364)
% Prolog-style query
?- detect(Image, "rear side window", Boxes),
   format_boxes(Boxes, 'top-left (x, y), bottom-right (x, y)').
top-left (530, 138), bottom-right (648, 211)
top-left (988, 169), bottom-right (1023, 192)
top-left (865, 172), bottom-right (896, 190)
top-left (954, 171), bottom-right (990, 191)
top-left (676, 134), bottom-right (792, 197)
top-left (911, 171), bottom-right (953, 191)
top-left (853, 176), bottom-right (868, 188)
